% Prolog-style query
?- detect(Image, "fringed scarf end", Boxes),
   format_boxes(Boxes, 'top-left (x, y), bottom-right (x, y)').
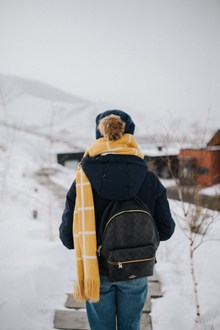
top-left (73, 281), bottom-right (86, 302)
top-left (85, 279), bottom-right (100, 302)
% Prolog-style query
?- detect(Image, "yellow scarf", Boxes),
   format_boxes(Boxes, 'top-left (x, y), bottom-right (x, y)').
top-left (73, 134), bottom-right (144, 302)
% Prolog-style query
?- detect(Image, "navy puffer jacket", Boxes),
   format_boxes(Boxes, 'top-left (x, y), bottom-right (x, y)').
top-left (59, 154), bottom-right (175, 250)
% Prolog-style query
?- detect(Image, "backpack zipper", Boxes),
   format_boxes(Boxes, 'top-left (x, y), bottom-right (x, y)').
top-left (97, 245), bottom-right (102, 257)
top-left (103, 209), bottom-right (152, 237)
top-left (107, 256), bottom-right (155, 269)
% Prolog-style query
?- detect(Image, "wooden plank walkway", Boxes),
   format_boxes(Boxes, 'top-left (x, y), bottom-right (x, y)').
top-left (54, 275), bottom-right (162, 330)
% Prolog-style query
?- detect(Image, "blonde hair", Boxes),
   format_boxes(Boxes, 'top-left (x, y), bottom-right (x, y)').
top-left (98, 114), bottom-right (126, 141)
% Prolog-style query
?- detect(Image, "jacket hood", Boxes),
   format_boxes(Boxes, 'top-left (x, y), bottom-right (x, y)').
top-left (81, 154), bottom-right (147, 200)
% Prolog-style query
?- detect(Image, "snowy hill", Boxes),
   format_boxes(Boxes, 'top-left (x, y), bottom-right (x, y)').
top-left (0, 73), bottom-right (88, 104)
top-left (0, 73), bottom-right (107, 148)
top-left (0, 73), bottom-right (218, 150)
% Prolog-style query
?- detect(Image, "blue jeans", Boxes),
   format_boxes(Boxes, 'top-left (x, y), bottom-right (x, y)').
top-left (86, 276), bottom-right (148, 330)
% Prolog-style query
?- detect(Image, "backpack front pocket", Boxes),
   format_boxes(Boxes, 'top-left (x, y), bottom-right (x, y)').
top-left (107, 246), bottom-right (156, 282)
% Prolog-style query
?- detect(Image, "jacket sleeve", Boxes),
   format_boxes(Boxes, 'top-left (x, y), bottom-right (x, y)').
top-left (59, 180), bottom-right (76, 249)
top-left (153, 178), bottom-right (175, 241)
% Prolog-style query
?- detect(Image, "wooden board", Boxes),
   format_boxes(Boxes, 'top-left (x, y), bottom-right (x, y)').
top-left (65, 295), bottom-right (85, 310)
top-left (140, 313), bottom-right (152, 330)
top-left (65, 294), bottom-right (151, 313)
top-left (54, 309), bottom-right (151, 330)
top-left (143, 296), bottom-right (151, 313)
top-left (54, 310), bottom-right (89, 330)
top-left (148, 273), bottom-right (159, 282)
top-left (148, 281), bottom-right (162, 298)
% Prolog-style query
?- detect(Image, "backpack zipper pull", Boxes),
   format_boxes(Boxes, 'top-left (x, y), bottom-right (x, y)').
top-left (118, 262), bottom-right (123, 269)
top-left (97, 245), bottom-right (102, 257)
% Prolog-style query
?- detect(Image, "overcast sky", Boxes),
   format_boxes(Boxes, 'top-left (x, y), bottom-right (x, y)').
top-left (0, 0), bottom-right (219, 124)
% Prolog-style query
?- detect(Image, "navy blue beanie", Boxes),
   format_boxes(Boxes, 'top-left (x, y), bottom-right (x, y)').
top-left (95, 109), bottom-right (135, 139)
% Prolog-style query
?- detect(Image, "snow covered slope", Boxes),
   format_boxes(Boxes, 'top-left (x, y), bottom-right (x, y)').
top-left (0, 118), bottom-right (77, 330)
top-left (1, 73), bottom-right (218, 148)
top-left (0, 73), bottom-right (106, 148)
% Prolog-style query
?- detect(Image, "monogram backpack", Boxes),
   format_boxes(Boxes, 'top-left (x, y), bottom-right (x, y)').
top-left (97, 196), bottom-right (160, 282)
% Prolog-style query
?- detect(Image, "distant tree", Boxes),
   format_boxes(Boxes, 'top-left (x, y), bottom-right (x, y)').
top-left (165, 139), bottom-right (219, 327)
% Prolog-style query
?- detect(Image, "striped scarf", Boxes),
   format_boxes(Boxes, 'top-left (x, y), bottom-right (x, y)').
top-left (73, 134), bottom-right (144, 302)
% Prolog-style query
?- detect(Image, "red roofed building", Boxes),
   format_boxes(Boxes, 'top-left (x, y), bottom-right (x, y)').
top-left (179, 130), bottom-right (220, 187)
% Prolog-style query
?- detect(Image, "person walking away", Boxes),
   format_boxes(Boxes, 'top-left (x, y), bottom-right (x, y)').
top-left (59, 109), bottom-right (175, 330)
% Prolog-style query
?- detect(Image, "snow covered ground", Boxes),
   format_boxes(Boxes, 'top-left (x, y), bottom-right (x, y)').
top-left (0, 124), bottom-right (76, 330)
top-left (152, 199), bottom-right (220, 330)
top-left (200, 184), bottom-right (220, 197)
top-left (0, 75), bottom-right (220, 330)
